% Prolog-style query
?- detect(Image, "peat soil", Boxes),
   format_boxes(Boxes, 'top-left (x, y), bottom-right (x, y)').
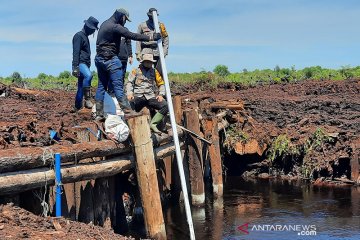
top-left (181, 79), bottom-right (360, 184)
top-left (0, 84), bottom-right (94, 149)
top-left (0, 79), bottom-right (359, 182)
top-left (0, 203), bottom-right (133, 240)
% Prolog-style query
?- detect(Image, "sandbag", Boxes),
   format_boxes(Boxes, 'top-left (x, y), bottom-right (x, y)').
top-left (104, 114), bottom-right (129, 142)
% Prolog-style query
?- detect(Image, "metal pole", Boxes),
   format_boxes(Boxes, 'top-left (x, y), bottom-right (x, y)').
top-left (152, 11), bottom-right (196, 240)
top-left (55, 153), bottom-right (62, 217)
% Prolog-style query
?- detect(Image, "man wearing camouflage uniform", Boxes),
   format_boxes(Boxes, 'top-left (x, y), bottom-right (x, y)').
top-left (136, 8), bottom-right (169, 75)
top-left (126, 54), bottom-right (168, 133)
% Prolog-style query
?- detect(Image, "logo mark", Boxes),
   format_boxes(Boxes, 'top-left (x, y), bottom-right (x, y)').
top-left (238, 223), bottom-right (250, 234)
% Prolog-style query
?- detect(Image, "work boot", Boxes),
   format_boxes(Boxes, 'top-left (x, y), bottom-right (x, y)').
top-left (118, 97), bottom-right (141, 118)
top-left (70, 105), bottom-right (82, 113)
top-left (95, 101), bottom-right (105, 121)
top-left (150, 112), bottom-right (164, 133)
top-left (83, 87), bottom-right (94, 109)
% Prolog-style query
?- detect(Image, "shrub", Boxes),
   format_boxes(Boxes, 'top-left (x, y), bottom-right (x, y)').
top-left (58, 71), bottom-right (71, 79)
top-left (267, 134), bottom-right (299, 162)
top-left (340, 65), bottom-right (354, 79)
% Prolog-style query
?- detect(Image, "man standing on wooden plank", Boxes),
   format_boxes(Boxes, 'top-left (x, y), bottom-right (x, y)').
top-left (71, 16), bottom-right (99, 111)
top-left (136, 8), bottom-right (169, 76)
top-left (94, 8), bottom-right (162, 121)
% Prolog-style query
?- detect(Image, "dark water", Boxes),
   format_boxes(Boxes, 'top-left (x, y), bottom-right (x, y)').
top-left (164, 177), bottom-right (360, 240)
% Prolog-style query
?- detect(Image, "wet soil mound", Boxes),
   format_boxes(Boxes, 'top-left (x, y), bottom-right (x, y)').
top-left (0, 203), bottom-right (133, 239)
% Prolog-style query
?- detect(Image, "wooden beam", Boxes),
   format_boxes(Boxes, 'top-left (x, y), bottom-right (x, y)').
top-left (127, 116), bottom-right (166, 240)
top-left (0, 140), bottom-right (129, 173)
top-left (185, 109), bottom-right (205, 205)
top-left (204, 118), bottom-right (223, 198)
top-left (0, 141), bottom-right (179, 196)
top-left (0, 129), bottom-right (181, 174)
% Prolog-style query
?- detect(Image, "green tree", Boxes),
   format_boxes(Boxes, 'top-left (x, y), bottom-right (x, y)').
top-left (58, 71), bottom-right (71, 79)
top-left (213, 65), bottom-right (230, 77)
top-left (37, 73), bottom-right (48, 80)
top-left (11, 72), bottom-right (22, 83)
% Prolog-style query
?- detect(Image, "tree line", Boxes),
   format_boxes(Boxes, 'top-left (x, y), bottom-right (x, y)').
top-left (1, 65), bottom-right (359, 90)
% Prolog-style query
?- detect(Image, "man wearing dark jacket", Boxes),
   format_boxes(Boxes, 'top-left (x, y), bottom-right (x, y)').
top-left (94, 8), bottom-right (162, 120)
top-left (72, 16), bottom-right (99, 111)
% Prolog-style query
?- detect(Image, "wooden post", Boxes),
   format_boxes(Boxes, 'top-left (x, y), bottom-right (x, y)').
top-left (74, 126), bottom-right (95, 224)
top-left (185, 109), bottom-right (205, 205)
top-left (351, 142), bottom-right (359, 182)
top-left (171, 95), bottom-right (183, 203)
top-left (128, 115), bottom-right (166, 239)
top-left (173, 95), bottom-right (183, 124)
top-left (204, 118), bottom-right (223, 198)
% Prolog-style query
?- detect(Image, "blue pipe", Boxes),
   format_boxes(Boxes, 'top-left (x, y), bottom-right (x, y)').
top-left (55, 153), bottom-right (62, 217)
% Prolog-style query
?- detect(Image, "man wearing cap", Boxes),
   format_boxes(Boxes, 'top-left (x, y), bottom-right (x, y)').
top-left (72, 16), bottom-right (99, 111)
top-left (94, 8), bottom-right (162, 120)
top-left (136, 8), bottom-right (169, 75)
top-left (126, 53), bottom-right (168, 133)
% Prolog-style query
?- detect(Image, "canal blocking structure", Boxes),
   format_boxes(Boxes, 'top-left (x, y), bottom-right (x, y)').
top-left (0, 96), bottom-right (229, 239)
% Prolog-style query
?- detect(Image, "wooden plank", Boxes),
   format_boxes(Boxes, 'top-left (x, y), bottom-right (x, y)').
top-left (185, 109), bottom-right (205, 205)
top-left (0, 140), bottom-right (129, 173)
top-left (204, 118), bottom-right (223, 198)
top-left (128, 115), bottom-right (166, 239)
top-left (0, 127), bottom-right (181, 174)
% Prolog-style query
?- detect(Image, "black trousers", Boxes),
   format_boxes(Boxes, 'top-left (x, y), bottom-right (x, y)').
top-left (131, 96), bottom-right (168, 115)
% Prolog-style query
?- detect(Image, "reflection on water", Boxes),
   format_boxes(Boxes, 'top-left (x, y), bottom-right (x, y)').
top-left (165, 177), bottom-right (360, 240)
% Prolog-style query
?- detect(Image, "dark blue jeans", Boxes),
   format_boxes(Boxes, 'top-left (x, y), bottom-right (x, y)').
top-left (75, 63), bottom-right (93, 109)
top-left (108, 60), bottom-right (128, 95)
top-left (95, 56), bottom-right (125, 103)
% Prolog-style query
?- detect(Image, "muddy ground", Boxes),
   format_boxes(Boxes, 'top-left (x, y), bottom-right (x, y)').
top-left (0, 84), bottom-right (94, 148)
top-left (0, 203), bottom-right (133, 240)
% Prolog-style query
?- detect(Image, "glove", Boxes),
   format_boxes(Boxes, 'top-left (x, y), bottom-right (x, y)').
top-left (72, 67), bottom-right (80, 78)
top-left (153, 33), bottom-right (162, 41)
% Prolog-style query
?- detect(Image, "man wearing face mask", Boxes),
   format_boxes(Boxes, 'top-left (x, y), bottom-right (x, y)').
top-left (126, 54), bottom-right (168, 134)
top-left (72, 16), bottom-right (99, 111)
top-left (136, 8), bottom-right (169, 76)
top-left (95, 8), bottom-right (162, 120)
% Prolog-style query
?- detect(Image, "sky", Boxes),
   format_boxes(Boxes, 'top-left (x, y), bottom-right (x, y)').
top-left (0, 0), bottom-right (360, 77)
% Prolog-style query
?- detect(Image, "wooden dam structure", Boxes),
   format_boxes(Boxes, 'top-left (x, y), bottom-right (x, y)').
top-left (0, 96), bottom-right (237, 239)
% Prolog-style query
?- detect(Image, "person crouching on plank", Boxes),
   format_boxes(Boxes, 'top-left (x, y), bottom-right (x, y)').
top-left (126, 54), bottom-right (168, 133)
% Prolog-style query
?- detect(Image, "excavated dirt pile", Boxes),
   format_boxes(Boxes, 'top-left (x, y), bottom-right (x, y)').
top-left (0, 203), bottom-right (133, 240)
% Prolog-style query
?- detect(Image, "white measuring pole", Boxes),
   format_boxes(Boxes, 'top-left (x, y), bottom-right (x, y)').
top-left (152, 11), bottom-right (196, 240)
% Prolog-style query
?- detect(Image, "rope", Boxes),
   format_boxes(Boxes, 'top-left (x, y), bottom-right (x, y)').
top-left (33, 148), bottom-right (54, 217)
